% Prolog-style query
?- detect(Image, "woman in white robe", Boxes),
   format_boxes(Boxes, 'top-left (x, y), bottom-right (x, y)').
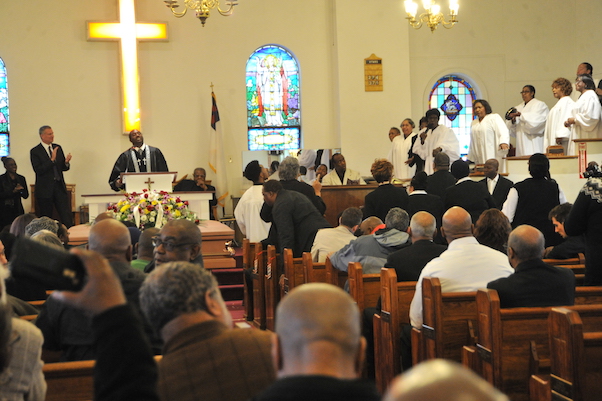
top-left (467, 99), bottom-right (509, 166)
top-left (543, 78), bottom-right (575, 154)
top-left (565, 74), bottom-right (602, 146)
top-left (388, 118), bottom-right (418, 180)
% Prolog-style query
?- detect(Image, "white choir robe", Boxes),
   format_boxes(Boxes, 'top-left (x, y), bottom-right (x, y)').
top-left (506, 98), bottom-right (549, 156)
top-left (467, 113), bottom-right (509, 166)
top-left (571, 90), bottom-right (602, 146)
top-left (543, 96), bottom-right (576, 155)
top-left (388, 132), bottom-right (417, 180)
top-left (297, 149), bottom-right (317, 182)
top-left (234, 184), bottom-right (271, 243)
top-left (412, 125), bottom-right (460, 175)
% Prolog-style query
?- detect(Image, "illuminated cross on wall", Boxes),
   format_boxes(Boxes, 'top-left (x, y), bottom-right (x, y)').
top-left (87, 0), bottom-right (168, 133)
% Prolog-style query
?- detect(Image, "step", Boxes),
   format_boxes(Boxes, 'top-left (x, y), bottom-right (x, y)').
top-left (220, 284), bottom-right (244, 302)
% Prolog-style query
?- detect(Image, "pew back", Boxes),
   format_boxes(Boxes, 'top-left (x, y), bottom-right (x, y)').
top-left (420, 277), bottom-right (477, 363)
top-left (325, 256), bottom-right (348, 289)
top-left (303, 252), bottom-right (327, 283)
top-left (548, 307), bottom-right (602, 401)
top-left (474, 289), bottom-right (602, 401)
top-left (348, 262), bottom-right (380, 311)
top-left (282, 248), bottom-right (305, 297)
top-left (242, 238), bottom-right (253, 321)
top-left (373, 268), bottom-right (416, 394)
top-left (251, 242), bottom-right (266, 330)
top-left (264, 245), bottom-right (280, 331)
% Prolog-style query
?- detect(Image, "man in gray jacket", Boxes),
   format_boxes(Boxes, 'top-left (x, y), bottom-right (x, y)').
top-left (330, 208), bottom-right (410, 274)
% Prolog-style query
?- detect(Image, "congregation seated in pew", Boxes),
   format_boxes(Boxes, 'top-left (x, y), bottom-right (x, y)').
top-left (330, 208), bottom-right (410, 274)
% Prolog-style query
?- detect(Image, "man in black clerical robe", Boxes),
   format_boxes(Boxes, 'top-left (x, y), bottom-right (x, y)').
top-left (109, 130), bottom-right (169, 191)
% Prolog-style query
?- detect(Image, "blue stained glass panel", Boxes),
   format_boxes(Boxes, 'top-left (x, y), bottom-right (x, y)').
top-left (429, 75), bottom-right (476, 156)
top-left (0, 58), bottom-right (9, 157)
top-left (246, 45), bottom-right (300, 151)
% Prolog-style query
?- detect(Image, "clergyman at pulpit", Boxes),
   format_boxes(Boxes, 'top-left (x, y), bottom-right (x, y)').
top-left (109, 129), bottom-right (169, 191)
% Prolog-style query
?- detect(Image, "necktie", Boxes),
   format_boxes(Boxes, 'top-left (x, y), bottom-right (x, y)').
top-left (48, 146), bottom-right (53, 158)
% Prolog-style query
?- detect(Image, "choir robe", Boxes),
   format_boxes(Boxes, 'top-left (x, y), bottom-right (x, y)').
top-left (543, 96), bottom-right (576, 155)
top-left (506, 98), bottom-right (549, 156)
top-left (388, 131), bottom-right (418, 180)
top-left (467, 113), bottom-right (509, 165)
top-left (412, 125), bottom-right (460, 175)
top-left (571, 90), bottom-right (602, 146)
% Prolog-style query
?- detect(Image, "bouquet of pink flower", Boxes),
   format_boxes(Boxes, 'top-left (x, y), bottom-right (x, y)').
top-left (108, 189), bottom-right (199, 229)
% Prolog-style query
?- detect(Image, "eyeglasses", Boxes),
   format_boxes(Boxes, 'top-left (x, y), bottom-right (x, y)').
top-left (152, 236), bottom-right (196, 252)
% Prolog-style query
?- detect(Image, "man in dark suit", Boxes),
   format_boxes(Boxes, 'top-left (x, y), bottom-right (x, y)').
top-left (425, 152), bottom-right (456, 198)
top-left (444, 160), bottom-right (496, 223)
top-left (487, 224), bottom-right (575, 308)
top-left (385, 211), bottom-right (447, 281)
top-left (30, 125), bottom-right (73, 227)
top-left (173, 167), bottom-right (218, 219)
top-left (262, 180), bottom-right (330, 258)
top-left (479, 159), bottom-right (513, 209)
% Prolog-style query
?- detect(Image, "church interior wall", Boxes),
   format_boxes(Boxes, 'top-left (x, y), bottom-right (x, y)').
top-left (0, 0), bottom-right (600, 215)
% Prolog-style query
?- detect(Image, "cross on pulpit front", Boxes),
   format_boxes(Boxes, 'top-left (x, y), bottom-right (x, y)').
top-left (145, 177), bottom-right (155, 190)
top-left (87, 0), bottom-right (168, 133)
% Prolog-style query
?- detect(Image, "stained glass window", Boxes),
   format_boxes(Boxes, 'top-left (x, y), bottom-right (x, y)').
top-left (0, 58), bottom-right (9, 157)
top-left (429, 75), bottom-right (476, 156)
top-left (246, 45), bottom-right (300, 151)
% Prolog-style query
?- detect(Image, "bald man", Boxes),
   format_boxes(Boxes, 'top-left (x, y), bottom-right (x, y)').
top-left (383, 359), bottom-right (509, 401)
top-left (478, 159), bottom-right (514, 209)
top-left (144, 219), bottom-right (204, 273)
top-left (487, 225), bottom-right (575, 308)
top-left (252, 283), bottom-right (380, 401)
top-left (385, 212), bottom-right (447, 281)
top-left (409, 207), bottom-right (513, 328)
top-left (359, 216), bottom-right (384, 236)
top-left (36, 219), bottom-right (151, 361)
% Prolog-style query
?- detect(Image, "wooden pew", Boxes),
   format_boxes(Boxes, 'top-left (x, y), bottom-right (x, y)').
top-left (347, 262), bottom-right (380, 311)
top-left (44, 359), bottom-right (95, 401)
top-left (44, 355), bottom-right (163, 401)
top-left (373, 268), bottom-right (416, 394)
top-left (302, 252), bottom-right (327, 283)
top-left (282, 248), bottom-right (305, 297)
top-left (241, 238), bottom-right (253, 321)
top-left (546, 307), bottom-right (602, 401)
top-left (250, 242), bottom-right (266, 330)
top-left (542, 253), bottom-right (585, 267)
top-left (325, 256), bottom-right (347, 289)
top-left (470, 289), bottom-right (602, 401)
top-left (264, 245), bottom-right (280, 331)
top-left (412, 277), bottom-right (478, 366)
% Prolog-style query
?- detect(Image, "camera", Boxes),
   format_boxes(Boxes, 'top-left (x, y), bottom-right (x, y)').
top-left (583, 162), bottom-right (602, 179)
top-left (10, 237), bottom-right (86, 292)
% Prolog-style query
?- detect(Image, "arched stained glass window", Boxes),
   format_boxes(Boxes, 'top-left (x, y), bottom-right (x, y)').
top-left (0, 58), bottom-right (9, 157)
top-left (429, 75), bottom-right (476, 156)
top-left (246, 45), bottom-right (300, 151)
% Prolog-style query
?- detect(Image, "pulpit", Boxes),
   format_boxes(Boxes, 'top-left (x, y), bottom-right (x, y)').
top-left (121, 171), bottom-right (176, 192)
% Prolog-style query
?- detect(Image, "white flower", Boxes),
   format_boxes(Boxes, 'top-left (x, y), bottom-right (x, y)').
top-left (140, 215), bottom-right (148, 222)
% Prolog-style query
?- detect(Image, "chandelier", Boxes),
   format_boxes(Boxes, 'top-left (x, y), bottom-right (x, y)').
top-left (404, 0), bottom-right (459, 32)
top-left (163, 0), bottom-right (238, 26)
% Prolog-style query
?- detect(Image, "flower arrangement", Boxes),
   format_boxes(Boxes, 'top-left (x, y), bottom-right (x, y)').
top-left (108, 189), bottom-right (200, 229)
